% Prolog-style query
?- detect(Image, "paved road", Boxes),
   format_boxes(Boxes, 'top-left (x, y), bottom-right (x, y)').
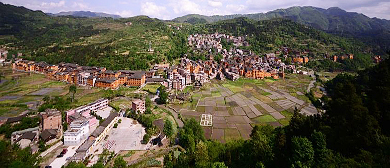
top-left (49, 144), bottom-right (80, 168)
top-left (307, 70), bottom-right (316, 93)
top-left (39, 141), bottom-right (62, 158)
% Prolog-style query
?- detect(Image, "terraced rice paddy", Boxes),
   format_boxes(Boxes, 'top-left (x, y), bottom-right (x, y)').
top-left (172, 76), bottom-right (318, 143)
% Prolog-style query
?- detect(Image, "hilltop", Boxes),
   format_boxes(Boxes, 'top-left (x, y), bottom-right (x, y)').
top-left (0, 3), bottom-right (381, 71)
top-left (174, 6), bottom-right (390, 54)
top-left (49, 11), bottom-right (121, 19)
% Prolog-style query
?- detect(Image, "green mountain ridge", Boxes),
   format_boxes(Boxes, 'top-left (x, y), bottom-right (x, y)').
top-left (49, 11), bottom-right (121, 19)
top-left (0, 2), bottom-right (382, 71)
top-left (173, 6), bottom-right (390, 53)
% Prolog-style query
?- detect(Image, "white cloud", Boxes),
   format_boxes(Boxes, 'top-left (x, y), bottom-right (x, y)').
top-left (226, 4), bottom-right (247, 13)
top-left (171, 0), bottom-right (202, 15)
top-left (208, 1), bottom-right (222, 7)
top-left (40, 0), bottom-right (65, 8)
top-left (141, 2), bottom-right (169, 19)
top-left (116, 10), bottom-right (133, 17)
top-left (72, 2), bottom-right (90, 10)
top-left (351, 1), bottom-right (390, 19)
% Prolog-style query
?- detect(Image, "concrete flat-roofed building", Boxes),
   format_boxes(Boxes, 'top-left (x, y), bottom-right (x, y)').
top-left (40, 109), bottom-right (62, 131)
top-left (64, 120), bottom-right (89, 146)
top-left (132, 99), bottom-right (145, 113)
top-left (72, 112), bottom-right (118, 160)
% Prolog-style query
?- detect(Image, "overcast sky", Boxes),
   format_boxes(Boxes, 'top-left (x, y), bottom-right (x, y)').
top-left (1, 0), bottom-right (390, 20)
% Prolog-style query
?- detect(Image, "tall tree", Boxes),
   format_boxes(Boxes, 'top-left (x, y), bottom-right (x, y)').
top-left (291, 136), bottom-right (314, 167)
top-left (164, 119), bottom-right (173, 138)
top-left (69, 84), bottom-right (77, 102)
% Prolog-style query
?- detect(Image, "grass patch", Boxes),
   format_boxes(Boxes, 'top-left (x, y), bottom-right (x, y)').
top-left (211, 91), bottom-right (221, 97)
top-left (110, 98), bottom-right (132, 110)
top-left (280, 110), bottom-right (293, 119)
top-left (183, 86), bottom-right (193, 93)
top-left (123, 151), bottom-right (135, 157)
top-left (222, 84), bottom-right (245, 93)
top-left (278, 118), bottom-right (290, 126)
top-left (261, 92), bottom-right (271, 96)
top-left (254, 115), bottom-right (277, 123)
top-left (142, 83), bottom-right (161, 94)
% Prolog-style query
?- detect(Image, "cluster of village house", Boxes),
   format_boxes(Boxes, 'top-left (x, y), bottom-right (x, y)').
top-left (1, 98), bottom-right (146, 160)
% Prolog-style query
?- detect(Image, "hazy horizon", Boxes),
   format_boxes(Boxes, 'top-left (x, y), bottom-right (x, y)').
top-left (1, 0), bottom-right (389, 20)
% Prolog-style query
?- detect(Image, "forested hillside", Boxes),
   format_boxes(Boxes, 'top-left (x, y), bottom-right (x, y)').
top-left (0, 2), bottom-right (187, 70)
top-left (0, 3), bottom-right (381, 71)
top-left (174, 6), bottom-right (390, 54)
top-left (164, 55), bottom-right (390, 167)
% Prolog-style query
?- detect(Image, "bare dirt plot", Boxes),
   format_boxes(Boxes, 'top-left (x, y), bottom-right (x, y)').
top-left (242, 116), bottom-right (253, 124)
top-left (236, 124), bottom-right (253, 140)
top-left (203, 127), bottom-right (212, 139)
top-left (280, 91), bottom-right (305, 105)
top-left (258, 102), bottom-right (277, 113)
top-left (248, 104), bottom-right (262, 116)
top-left (247, 112), bottom-right (257, 119)
top-left (254, 104), bottom-right (267, 114)
top-left (213, 123), bottom-right (229, 129)
top-left (224, 128), bottom-right (241, 141)
top-left (0, 95), bottom-right (20, 101)
top-left (227, 101), bottom-right (239, 107)
top-left (226, 116), bottom-right (248, 124)
top-left (275, 99), bottom-right (296, 110)
top-left (182, 114), bottom-right (200, 122)
top-left (214, 111), bottom-right (230, 117)
top-left (197, 100), bottom-right (206, 106)
top-left (227, 123), bottom-right (237, 129)
top-left (212, 128), bottom-right (225, 143)
top-left (196, 106), bottom-right (205, 113)
top-left (300, 105), bottom-right (318, 115)
top-left (205, 100), bottom-right (216, 106)
top-left (180, 110), bottom-right (199, 116)
top-left (270, 112), bottom-right (285, 119)
top-left (216, 106), bottom-right (227, 111)
top-left (268, 122), bottom-right (283, 127)
top-left (267, 102), bottom-right (284, 112)
top-left (242, 106), bottom-right (253, 115)
top-left (205, 106), bottom-right (214, 113)
top-left (29, 88), bottom-right (62, 96)
top-left (213, 116), bottom-right (227, 124)
top-left (241, 92), bottom-right (252, 98)
top-left (233, 107), bottom-right (246, 116)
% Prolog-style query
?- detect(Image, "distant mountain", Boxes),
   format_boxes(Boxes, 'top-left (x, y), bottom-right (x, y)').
top-left (174, 6), bottom-right (390, 32)
top-left (174, 6), bottom-right (390, 53)
top-left (51, 11), bottom-right (121, 19)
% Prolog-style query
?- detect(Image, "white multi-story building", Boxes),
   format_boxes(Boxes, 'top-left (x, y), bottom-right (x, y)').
top-left (64, 120), bottom-right (89, 146)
